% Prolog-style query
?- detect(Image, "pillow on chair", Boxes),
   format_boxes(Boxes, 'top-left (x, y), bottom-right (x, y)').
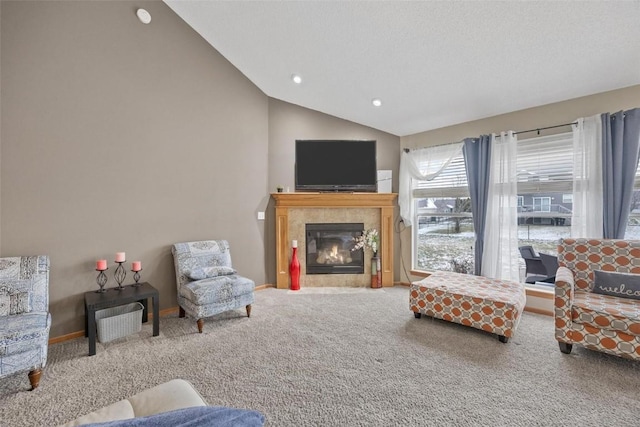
top-left (0, 283), bottom-right (32, 315)
top-left (593, 270), bottom-right (640, 300)
top-left (186, 266), bottom-right (237, 281)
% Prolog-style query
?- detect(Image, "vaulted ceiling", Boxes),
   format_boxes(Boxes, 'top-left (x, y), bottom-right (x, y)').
top-left (165, 1), bottom-right (640, 137)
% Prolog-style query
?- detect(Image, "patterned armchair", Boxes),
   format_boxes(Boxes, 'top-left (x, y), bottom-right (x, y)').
top-left (171, 240), bottom-right (254, 333)
top-left (0, 255), bottom-right (51, 390)
top-left (555, 239), bottom-right (640, 360)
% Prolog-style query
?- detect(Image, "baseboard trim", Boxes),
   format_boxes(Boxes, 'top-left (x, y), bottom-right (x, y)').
top-left (48, 306), bottom-right (178, 345)
top-left (524, 306), bottom-right (554, 316)
top-left (49, 330), bottom-right (85, 345)
top-left (158, 307), bottom-right (179, 316)
top-left (526, 288), bottom-right (554, 299)
top-left (410, 270), bottom-right (430, 278)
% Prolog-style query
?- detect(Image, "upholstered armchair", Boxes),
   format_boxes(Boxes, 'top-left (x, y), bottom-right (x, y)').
top-left (0, 255), bottom-right (51, 390)
top-left (171, 240), bottom-right (254, 333)
top-left (555, 238), bottom-right (640, 360)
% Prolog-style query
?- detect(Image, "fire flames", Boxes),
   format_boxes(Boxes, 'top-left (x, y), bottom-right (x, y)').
top-left (316, 244), bottom-right (352, 265)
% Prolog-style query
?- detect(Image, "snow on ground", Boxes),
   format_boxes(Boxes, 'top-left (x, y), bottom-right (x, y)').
top-left (416, 221), bottom-right (640, 273)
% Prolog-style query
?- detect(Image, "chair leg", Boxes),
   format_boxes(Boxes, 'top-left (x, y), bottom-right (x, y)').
top-left (28, 368), bottom-right (42, 391)
top-left (197, 318), bottom-right (204, 333)
top-left (179, 306), bottom-right (185, 318)
top-left (559, 342), bottom-right (573, 354)
top-left (246, 304), bottom-right (252, 318)
top-left (498, 335), bottom-right (509, 343)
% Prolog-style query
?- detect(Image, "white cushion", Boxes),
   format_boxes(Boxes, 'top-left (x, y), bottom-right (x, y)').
top-left (58, 379), bottom-right (207, 426)
top-left (129, 379), bottom-right (207, 417)
top-left (58, 400), bottom-right (134, 426)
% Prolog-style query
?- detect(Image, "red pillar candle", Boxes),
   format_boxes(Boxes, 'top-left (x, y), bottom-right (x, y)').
top-left (132, 261), bottom-right (142, 272)
top-left (96, 260), bottom-right (107, 271)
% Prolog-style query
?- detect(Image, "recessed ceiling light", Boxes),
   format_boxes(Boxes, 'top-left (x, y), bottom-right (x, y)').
top-left (372, 98), bottom-right (382, 107)
top-left (291, 74), bottom-right (302, 84)
top-left (136, 8), bottom-right (151, 24)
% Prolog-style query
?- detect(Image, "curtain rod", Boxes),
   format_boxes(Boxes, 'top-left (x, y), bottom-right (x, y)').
top-left (513, 121), bottom-right (577, 136)
top-left (403, 120), bottom-right (578, 153)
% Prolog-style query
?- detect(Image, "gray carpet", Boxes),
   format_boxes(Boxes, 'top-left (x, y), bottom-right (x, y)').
top-left (1, 287), bottom-right (639, 426)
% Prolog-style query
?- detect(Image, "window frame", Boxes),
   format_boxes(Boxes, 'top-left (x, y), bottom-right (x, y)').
top-left (532, 196), bottom-right (551, 213)
top-left (412, 132), bottom-right (575, 273)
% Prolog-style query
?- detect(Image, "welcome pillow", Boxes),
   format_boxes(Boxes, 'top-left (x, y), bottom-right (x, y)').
top-left (592, 270), bottom-right (640, 300)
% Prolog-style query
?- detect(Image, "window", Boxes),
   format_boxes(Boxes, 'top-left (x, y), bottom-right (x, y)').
top-left (624, 162), bottom-right (640, 238)
top-left (413, 151), bottom-right (474, 272)
top-left (516, 133), bottom-right (572, 279)
top-left (532, 197), bottom-right (551, 212)
top-left (412, 132), bottom-right (573, 276)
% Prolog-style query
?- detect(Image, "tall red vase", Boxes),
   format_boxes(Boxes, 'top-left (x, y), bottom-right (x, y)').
top-left (290, 240), bottom-right (300, 291)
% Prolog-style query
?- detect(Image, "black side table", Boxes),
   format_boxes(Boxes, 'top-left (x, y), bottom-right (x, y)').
top-left (84, 282), bottom-right (159, 356)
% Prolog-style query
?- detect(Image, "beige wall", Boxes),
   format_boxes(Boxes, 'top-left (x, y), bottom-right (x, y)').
top-left (400, 84), bottom-right (640, 281)
top-left (266, 99), bottom-right (401, 284)
top-left (403, 85), bottom-right (640, 149)
top-left (1, 1), bottom-right (269, 336)
top-left (0, 1), bottom-right (403, 337)
top-left (267, 98), bottom-right (401, 193)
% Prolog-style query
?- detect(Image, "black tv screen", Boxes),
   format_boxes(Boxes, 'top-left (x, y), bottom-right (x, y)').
top-left (295, 140), bottom-right (377, 192)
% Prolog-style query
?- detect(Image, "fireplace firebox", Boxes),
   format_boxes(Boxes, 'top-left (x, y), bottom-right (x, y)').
top-left (305, 223), bottom-right (364, 274)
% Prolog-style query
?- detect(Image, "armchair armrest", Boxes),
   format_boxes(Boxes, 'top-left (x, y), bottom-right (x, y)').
top-left (555, 266), bottom-right (574, 299)
top-left (554, 266), bottom-right (575, 343)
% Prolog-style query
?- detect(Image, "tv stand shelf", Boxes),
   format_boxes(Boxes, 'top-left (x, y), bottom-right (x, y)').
top-left (271, 192), bottom-right (398, 289)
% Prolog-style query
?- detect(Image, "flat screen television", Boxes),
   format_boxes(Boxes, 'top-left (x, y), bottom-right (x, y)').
top-left (295, 140), bottom-right (377, 192)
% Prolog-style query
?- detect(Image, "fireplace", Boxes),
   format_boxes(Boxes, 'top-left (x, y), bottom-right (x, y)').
top-left (305, 223), bottom-right (364, 274)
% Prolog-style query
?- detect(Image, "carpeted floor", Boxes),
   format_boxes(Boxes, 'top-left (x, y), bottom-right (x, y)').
top-left (1, 286), bottom-right (638, 426)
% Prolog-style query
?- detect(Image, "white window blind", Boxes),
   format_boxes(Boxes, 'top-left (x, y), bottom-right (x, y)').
top-left (412, 154), bottom-right (469, 198)
top-left (412, 132), bottom-right (573, 198)
top-left (517, 132), bottom-right (573, 193)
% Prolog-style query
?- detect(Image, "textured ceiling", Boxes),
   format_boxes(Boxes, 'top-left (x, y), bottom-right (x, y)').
top-left (164, 1), bottom-right (640, 137)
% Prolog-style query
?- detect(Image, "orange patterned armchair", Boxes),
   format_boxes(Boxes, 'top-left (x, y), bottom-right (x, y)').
top-left (555, 238), bottom-right (640, 360)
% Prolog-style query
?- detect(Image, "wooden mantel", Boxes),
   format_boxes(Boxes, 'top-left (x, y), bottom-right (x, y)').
top-left (272, 192), bottom-right (398, 289)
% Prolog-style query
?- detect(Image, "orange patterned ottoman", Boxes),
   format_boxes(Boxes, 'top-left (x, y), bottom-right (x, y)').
top-left (410, 270), bottom-right (526, 343)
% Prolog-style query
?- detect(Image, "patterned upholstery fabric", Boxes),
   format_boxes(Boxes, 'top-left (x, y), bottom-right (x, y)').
top-left (410, 270), bottom-right (526, 340)
top-left (0, 256), bottom-right (51, 384)
top-left (555, 238), bottom-right (640, 359)
top-left (171, 241), bottom-right (255, 323)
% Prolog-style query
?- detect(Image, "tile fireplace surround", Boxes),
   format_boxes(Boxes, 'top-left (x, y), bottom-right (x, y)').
top-left (272, 192), bottom-right (397, 289)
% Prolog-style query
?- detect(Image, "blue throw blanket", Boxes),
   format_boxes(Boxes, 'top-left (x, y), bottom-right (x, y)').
top-left (84, 406), bottom-right (266, 427)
